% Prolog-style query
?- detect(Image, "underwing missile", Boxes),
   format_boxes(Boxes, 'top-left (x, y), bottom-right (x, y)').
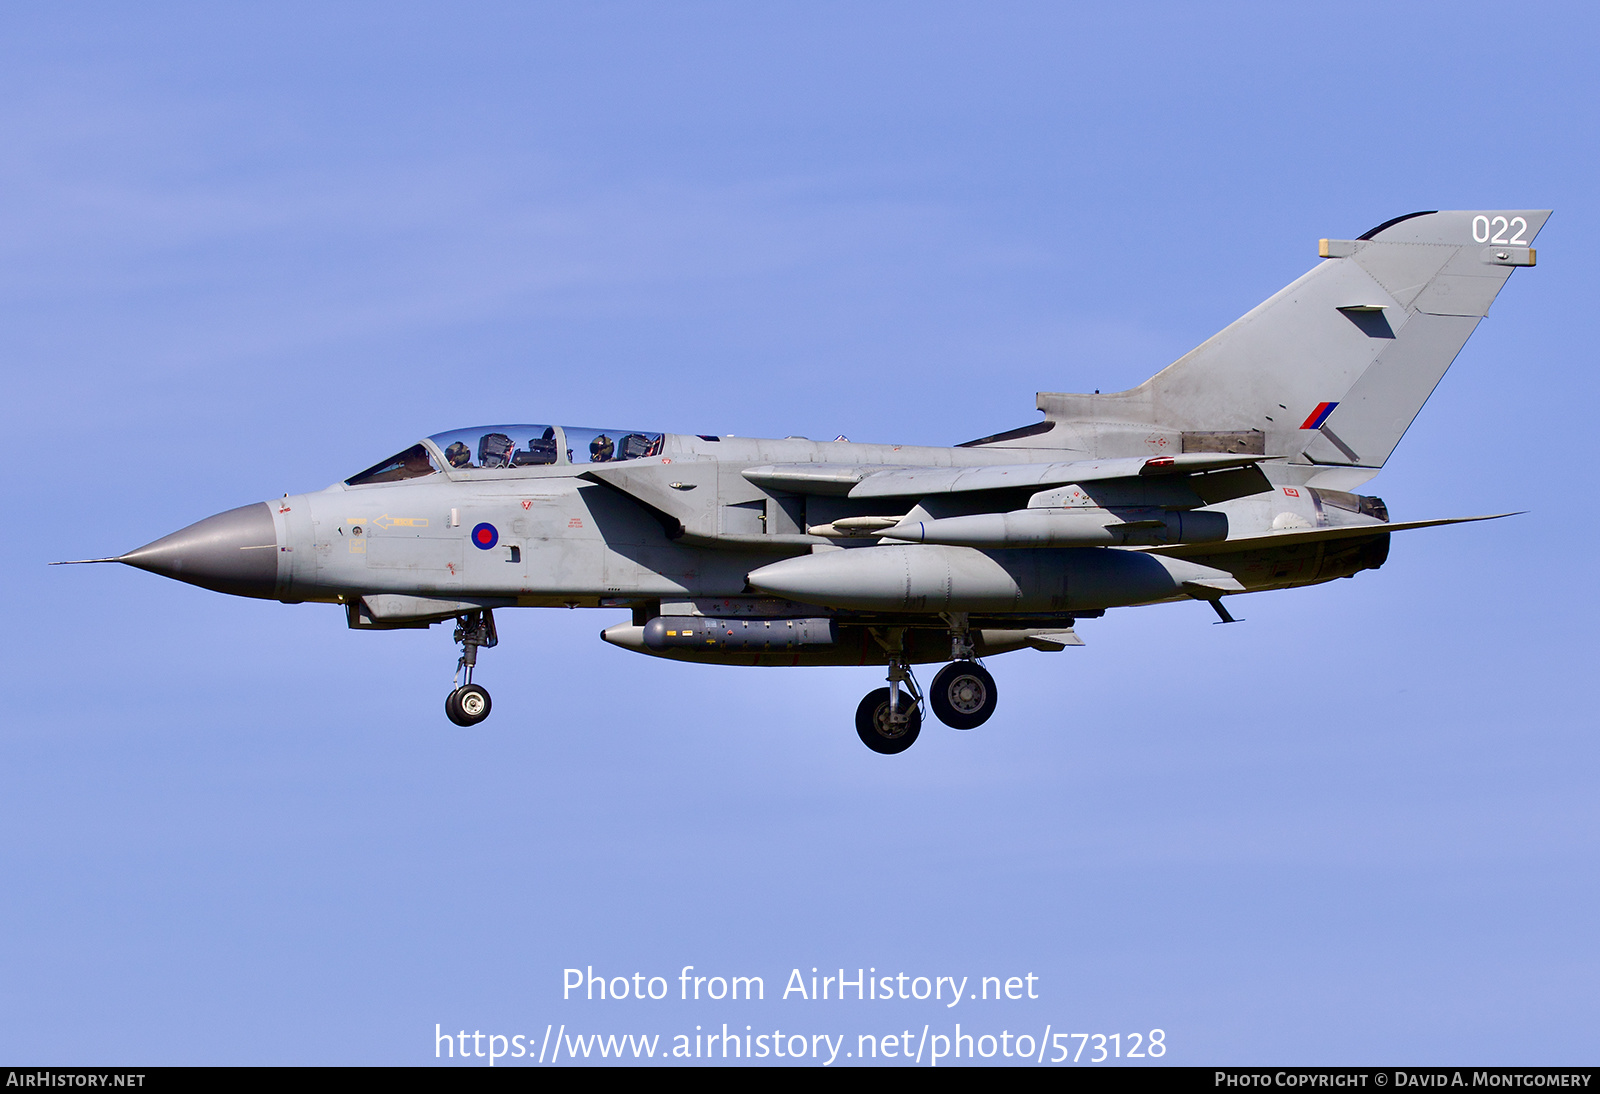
top-left (879, 508), bottom-right (1228, 548)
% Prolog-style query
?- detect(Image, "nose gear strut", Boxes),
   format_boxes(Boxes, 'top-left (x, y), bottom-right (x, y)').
top-left (445, 609), bottom-right (497, 726)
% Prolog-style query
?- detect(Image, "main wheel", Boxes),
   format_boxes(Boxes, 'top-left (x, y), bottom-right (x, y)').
top-left (929, 661), bottom-right (997, 730)
top-left (855, 688), bottom-right (922, 754)
top-left (447, 684), bottom-right (492, 726)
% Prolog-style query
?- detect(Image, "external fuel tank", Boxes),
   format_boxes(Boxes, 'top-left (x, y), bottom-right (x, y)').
top-left (746, 543), bottom-right (1241, 613)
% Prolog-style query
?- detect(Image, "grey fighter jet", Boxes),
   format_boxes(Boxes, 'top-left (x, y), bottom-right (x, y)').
top-left (63, 209), bottom-right (1548, 753)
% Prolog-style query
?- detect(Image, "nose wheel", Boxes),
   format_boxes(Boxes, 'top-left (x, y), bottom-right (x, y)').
top-left (444, 610), bottom-right (497, 726)
top-left (446, 683), bottom-right (492, 726)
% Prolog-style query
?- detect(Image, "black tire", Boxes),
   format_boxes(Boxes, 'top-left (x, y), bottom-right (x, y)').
top-left (855, 687), bottom-right (922, 754)
top-left (929, 661), bottom-right (997, 730)
top-left (444, 688), bottom-right (469, 726)
top-left (453, 684), bottom-right (492, 725)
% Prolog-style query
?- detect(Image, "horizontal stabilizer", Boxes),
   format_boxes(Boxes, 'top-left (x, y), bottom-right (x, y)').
top-left (1144, 512), bottom-right (1519, 558)
top-left (1020, 630), bottom-right (1085, 651)
top-left (1182, 575), bottom-right (1246, 596)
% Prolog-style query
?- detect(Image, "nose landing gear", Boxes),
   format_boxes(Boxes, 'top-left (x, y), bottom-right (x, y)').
top-left (446, 683), bottom-right (492, 725)
top-left (445, 609), bottom-right (497, 726)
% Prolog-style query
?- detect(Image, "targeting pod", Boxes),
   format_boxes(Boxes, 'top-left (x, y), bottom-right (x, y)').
top-left (642, 616), bottom-right (839, 651)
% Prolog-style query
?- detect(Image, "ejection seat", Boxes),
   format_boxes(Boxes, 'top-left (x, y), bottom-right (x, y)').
top-left (478, 432), bottom-right (516, 468)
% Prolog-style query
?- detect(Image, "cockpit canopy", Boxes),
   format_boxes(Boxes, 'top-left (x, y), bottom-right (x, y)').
top-left (344, 424), bottom-right (665, 486)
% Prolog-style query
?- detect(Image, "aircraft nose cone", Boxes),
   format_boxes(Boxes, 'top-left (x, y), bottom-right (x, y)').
top-left (119, 502), bottom-right (280, 599)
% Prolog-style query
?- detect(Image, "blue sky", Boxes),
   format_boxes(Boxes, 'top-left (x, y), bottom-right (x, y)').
top-left (2, 2), bottom-right (1596, 1065)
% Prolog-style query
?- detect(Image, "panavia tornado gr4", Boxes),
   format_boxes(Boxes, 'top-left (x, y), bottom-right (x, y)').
top-left (64, 209), bottom-right (1547, 753)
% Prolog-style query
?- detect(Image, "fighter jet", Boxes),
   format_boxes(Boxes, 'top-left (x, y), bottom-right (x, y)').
top-left (61, 209), bottom-right (1547, 753)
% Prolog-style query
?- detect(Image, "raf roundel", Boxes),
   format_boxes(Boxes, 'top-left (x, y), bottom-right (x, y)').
top-left (470, 522), bottom-right (499, 550)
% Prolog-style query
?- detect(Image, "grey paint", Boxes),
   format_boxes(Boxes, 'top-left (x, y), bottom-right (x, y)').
top-left (746, 542), bottom-right (1244, 613)
top-left (83, 209), bottom-right (1541, 700)
top-left (1299, 312), bottom-right (1481, 467)
top-left (118, 503), bottom-right (279, 599)
top-left (1033, 209), bottom-right (1550, 478)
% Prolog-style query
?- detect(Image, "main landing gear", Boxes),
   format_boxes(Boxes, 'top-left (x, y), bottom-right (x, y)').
top-left (855, 656), bottom-right (924, 755)
top-left (855, 618), bottom-right (999, 754)
top-left (929, 661), bottom-right (997, 731)
top-left (445, 609), bottom-right (497, 727)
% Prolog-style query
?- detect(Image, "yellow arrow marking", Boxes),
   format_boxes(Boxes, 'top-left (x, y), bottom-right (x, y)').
top-left (372, 514), bottom-right (429, 530)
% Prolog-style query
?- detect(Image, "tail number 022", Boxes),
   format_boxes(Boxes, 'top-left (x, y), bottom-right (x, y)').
top-left (1473, 215), bottom-right (1529, 245)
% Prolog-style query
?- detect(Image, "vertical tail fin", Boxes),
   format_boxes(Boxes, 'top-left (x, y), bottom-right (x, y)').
top-left (1037, 210), bottom-right (1550, 477)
